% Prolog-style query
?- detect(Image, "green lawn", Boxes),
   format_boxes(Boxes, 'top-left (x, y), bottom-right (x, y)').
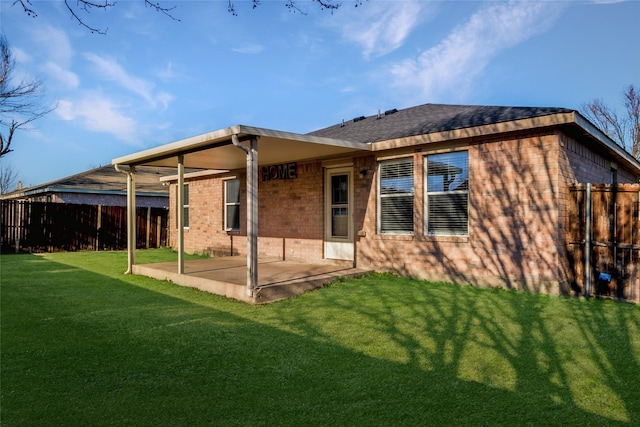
top-left (1, 249), bottom-right (639, 426)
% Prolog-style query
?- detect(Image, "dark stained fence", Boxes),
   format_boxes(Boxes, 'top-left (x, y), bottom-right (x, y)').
top-left (1, 201), bottom-right (168, 253)
top-left (568, 184), bottom-right (640, 303)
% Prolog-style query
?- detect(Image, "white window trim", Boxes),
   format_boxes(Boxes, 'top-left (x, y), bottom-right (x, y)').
top-left (377, 157), bottom-right (415, 235)
top-left (423, 151), bottom-right (469, 237)
top-left (224, 179), bottom-right (240, 231)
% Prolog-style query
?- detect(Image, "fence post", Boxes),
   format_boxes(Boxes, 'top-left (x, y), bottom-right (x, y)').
top-left (14, 201), bottom-right (21, 253)
top-left (156, 213), bottom-right (161, 248)
top-left (96, 204), bottom-right (102, 251)
top-left (146, 206), bottom-right (151, 249)
top-left (584, 183), bottom-right (592, 298)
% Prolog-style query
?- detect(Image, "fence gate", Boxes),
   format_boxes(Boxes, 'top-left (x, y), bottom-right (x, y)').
top-left (568, 184), bottom-right (640, 302)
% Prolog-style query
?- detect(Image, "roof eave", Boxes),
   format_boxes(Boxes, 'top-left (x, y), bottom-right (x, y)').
top-left (572, 112), bottom-right (640, 174)
top-left (370, 111), bottom-right (640, 174)
top-left (371, 112), bottom-right (577, 150)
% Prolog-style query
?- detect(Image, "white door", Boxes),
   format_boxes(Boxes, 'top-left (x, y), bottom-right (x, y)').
top-left (324, 167), bottom-right (354, 261)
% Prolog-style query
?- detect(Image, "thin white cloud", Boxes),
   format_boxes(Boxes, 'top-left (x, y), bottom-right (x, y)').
top-left (231, 44), bottom-right (265, 54)
top-left (156, 91), bottom-right (174, 111)
top-left (10, 47), bottom-right (31, 64)
top-left (84, 53), bottom-right (171, 109)
top-left (30, 25), bottom-right (74, 64)
top-left (157, 61), bottom-right (177, 81)
top-left (43, 62), bottom-right (80, 89)
top-left (57, 95), bottom-right (139, 144)
top-left (335, 1), bottom-right (428, 59)
top-left (389, 1), bottom-right (566, 103)
top-left (26, 25), bottom-right (78, 88)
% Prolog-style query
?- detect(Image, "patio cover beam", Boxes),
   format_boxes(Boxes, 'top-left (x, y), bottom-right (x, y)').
top-left (177, 156), bottom-right (185, 274)
top-left (114, 164), bottom-right (136, 274)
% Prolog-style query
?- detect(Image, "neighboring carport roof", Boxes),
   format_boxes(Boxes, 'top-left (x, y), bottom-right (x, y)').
top-left (0, 165), bottom-right (175, 200)
top-left (112, 125), bottom-right (370, 169)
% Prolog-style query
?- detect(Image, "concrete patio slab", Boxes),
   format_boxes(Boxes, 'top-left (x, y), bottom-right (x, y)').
top-left (133, 256), bottom-right (372, 303)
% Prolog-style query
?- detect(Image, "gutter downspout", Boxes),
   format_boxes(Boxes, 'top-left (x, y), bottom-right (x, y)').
top-left (231, 134), bottom-right (258, 298)
top-left (114, 164), bottom-right (136, 274)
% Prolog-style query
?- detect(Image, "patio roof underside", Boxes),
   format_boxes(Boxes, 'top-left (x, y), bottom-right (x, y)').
top-left (112, 125), bottom-right (370, 170)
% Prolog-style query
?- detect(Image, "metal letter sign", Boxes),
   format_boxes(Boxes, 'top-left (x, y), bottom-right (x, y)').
top-left (262, 162), bottom-right (297, 181)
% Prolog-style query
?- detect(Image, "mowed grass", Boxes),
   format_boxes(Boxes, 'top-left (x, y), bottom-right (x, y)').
top-left (1, 250), bottom-right (639, 426)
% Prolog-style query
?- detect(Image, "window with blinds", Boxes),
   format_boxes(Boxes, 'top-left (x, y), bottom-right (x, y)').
top-left (425, 151), bottom-right (468, 235)
top-left (378, 158), bottom-right (414, 234)
top-left (224, 179), bottom-right (240, 231)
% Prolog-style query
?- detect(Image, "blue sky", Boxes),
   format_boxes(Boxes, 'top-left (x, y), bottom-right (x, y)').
top-left (1, 0), bottom-right (638, 187)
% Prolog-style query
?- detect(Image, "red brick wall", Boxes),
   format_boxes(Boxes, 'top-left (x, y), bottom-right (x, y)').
top-left (356, 132), bottom-right (566, 293)
top-left (355, 131), bottom-right (638, 294)
top-left (168, 162), bottom-right (326, 260)
top-left (559, 132), bottom-right (637, 184)
top-left (258, 162), bottom-right (324, 239)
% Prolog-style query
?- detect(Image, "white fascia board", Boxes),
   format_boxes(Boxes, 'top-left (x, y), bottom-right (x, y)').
top-left (112, 127), bottom-right (237, 166)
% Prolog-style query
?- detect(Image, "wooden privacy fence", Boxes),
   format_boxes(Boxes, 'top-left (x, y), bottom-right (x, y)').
top-left (1, 201), bottom-right (168, 253)
top-left (568, 184), bottom-right (639, 303)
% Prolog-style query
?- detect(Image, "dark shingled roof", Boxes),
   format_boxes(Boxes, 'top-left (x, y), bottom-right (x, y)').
top-left (308, 103), bottom-right (574, 143)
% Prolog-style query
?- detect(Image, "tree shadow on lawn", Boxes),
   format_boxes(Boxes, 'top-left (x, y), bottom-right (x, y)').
top-left (1, 254), bottom-right (636, 426)
top-left (264, 274), bottom-right (640, 426)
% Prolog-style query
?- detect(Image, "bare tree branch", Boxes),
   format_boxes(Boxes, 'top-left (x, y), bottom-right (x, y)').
top-left (0, 35), bottom-right (54, 158)
top-left (581, 99), bottom-right (626, 148)
top-left (0, 160), bottom-right (19, 195)
top-left (12, 0), bottom-right (37, 17)
top-left (581, 84), bottom-right (640, 160)
top-left (0, 122), bottom-right (16, 158)
top-left (64, 0), bottom-right (114, 34)
top-left (17, 0), bottom-right (348, 32)
top-left (624, 84), bottom-right (640, 159)
top-left (143, 0), bottom-right (179, 20)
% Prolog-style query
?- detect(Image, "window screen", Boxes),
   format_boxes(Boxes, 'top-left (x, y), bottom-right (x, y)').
top-left (379, 158), bottom-right (414, 234)
top-left (425, 151), bottom-right (468, 235)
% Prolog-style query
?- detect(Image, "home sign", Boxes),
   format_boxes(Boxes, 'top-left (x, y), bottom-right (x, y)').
top-left (262, 162), bottom-right (297, 181)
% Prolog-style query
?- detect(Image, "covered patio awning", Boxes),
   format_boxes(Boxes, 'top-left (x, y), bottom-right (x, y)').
top-left (111, 124), bottom-right (370, 301)
top-left (112, 125), bottom-right (368, 169)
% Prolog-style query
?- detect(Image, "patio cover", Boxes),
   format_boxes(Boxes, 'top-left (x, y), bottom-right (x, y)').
top-left (112, 124), bottom-right (370, 297)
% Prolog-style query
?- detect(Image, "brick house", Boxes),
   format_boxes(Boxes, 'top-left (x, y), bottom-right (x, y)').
top-left (112, 103), bottom-right (640, 297)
